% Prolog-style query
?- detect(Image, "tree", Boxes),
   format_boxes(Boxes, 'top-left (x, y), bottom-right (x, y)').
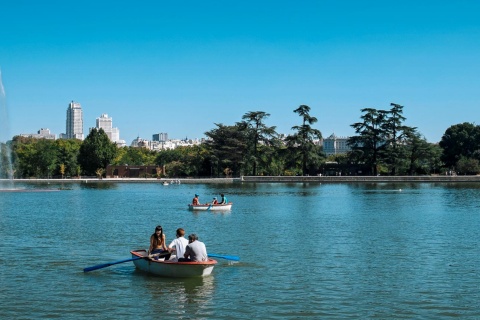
top-left (55, 139), bottom-right (81, 177)
top-left (402, 129), bottom-right (442, 175)
top-left (285, 105), bottom-right (323, 175)
top-left (439, 122), bottom-right (480, 168)
top-left (204, 123), bottom-right (249, 177)
top-left (59, 163), bottom-right (66, 179)
top-left (456, 156), bottom-right (480, 175)
top-left (10, 136), bottom-right (59, 178)
top-left (78, 128), bottom-right (118, 176)
top-left (381, 103), bottom-right (416, 175)
top-left (113, 146), bottom-right (156, 166)
top-left (35, 139), bottom-right (58, 178)
top-left (154, 144), bottom-right (210, 177)
top-left (238, 111), bottom-right (277, 175)
top-left (348, 108), bottom-right (387, 176)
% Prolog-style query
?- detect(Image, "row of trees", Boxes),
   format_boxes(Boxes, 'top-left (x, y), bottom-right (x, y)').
top-left (2, 104), bottom-right (480, 179)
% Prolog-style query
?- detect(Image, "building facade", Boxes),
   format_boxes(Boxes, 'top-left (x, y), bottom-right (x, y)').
top-left (65, 101), bottom-right (84, 140)
top-left (323, 133), bottom-right (351, 156)
top-left (152, 133), bottom-right (168, 142)
top-left (19, 128), bottom-right (56, 140)
top-left (95, 113), bottom-right (120, 142)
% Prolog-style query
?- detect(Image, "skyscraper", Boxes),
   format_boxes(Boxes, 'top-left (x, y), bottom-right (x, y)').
top-left (65, 101), bottom-right (84, 140)
top-left (95, 113), bottom-right (120, 142)
top-left (152, 133), bottom-right (168, 142)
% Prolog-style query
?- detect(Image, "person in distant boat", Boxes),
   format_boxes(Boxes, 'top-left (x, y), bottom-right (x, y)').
top-left (167, 228), bottom-right (189, 261)
top-left (148, 225), bottom-right (171, 260)
top-left (212, 197), bottom-right (218, 205)
top-left (192, 194), bottom-right (200, 205)
top-left (179, 233), bottom-right (208, 262)
top-left (219, 193), bottom-right (228, 204)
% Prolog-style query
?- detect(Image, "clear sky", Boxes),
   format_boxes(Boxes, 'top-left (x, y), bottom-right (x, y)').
top-left (1, 1), bottom-right (479, 144)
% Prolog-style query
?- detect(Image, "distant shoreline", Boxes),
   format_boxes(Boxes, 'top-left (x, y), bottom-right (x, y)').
top-left (2, 175), bottom-right (480, 184)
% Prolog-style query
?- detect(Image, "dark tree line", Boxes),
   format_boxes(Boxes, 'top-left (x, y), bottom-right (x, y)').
top-left (2, 104), bottom-right (480, 179)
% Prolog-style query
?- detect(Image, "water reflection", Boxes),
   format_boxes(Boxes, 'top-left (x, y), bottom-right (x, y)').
top-left (137, 272), bottom-right (215, 317)
top-left (80, 182), bottom-right (118, 190)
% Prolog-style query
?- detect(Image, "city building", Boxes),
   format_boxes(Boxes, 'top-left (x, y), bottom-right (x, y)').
top-left (130, 136), bottom-right (150, 148)
top-left (323, 133), bottom-right (351, 156)
top-left (64, 101), bottom-right (84, 140)
top-left (19, 128), bottom-right (56, 140)
top-left (130, 136), bottom-right (205, 150)
top-left (152, 133), bottom-right (168, 149)
top-left (152, 133), bottom-right (168, 142)
top-left (93, 113), bottom-right (125, 146)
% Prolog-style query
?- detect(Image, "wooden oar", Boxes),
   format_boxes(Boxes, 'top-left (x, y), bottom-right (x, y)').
top-left (83, 252), bottom-right (169, 272)
top-left (208, 253), bottom-right (240, 261)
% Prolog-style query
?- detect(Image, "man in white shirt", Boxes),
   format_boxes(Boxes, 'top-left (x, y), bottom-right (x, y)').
top-left (167, 228), bottom-right (189, 261)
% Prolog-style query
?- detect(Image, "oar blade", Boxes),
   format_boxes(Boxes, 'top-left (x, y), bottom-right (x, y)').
top-left (83, 256), bottom-right (141, 272)
top-left (208, 253), bottom-right (240, 261)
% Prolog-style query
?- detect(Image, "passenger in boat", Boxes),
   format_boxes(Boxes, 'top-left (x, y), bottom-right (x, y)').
top-left (219, 193), bottom-right (228, 204)
top-left (167, 228), bottom-right (189, 261)
top-left (179, 233), bottom-right (208, 262)
top-left (148, 225), bottom-right (171, 260)
top-left (212, 197), bottom-right (218, 205)
top-left (192, 194), bottom-right (201, 205)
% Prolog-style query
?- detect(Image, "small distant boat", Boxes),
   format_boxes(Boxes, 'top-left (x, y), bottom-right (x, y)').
top-left (130, 249), bottom-right (217, 277)
top-left (188, 203), bottom-right (233, 211)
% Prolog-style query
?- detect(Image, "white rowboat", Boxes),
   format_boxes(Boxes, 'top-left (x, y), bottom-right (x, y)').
top-left (130, 249), bottom-right (217, 277)
top-left (188, 203), bottom-right (233, 211)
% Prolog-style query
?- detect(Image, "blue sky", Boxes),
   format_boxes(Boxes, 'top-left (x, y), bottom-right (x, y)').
top-left (1, 1), bottom-right (479, 144)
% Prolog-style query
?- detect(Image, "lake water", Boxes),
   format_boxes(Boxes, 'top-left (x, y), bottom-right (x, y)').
top-left (1, 181), bottom-right (480, 319)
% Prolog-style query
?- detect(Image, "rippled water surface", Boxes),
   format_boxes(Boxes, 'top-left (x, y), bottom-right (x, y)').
top-left (1, 181), bottom-right (480, 319)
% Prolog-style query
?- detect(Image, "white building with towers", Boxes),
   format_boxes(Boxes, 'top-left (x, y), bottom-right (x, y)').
top-left (322, 133), bottom-right (351, 156)
top-left (64, 101), bottom-right (84, 140)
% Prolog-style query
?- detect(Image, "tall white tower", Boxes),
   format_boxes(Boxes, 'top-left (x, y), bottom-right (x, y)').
top-left (96, 113), bottom-right (120, 142)
top-left (66, 101), bottom-right (84, 140)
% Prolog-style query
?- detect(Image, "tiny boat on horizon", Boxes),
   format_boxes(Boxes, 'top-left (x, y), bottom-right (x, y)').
top-left (130, 249), bottom-right (217, 277)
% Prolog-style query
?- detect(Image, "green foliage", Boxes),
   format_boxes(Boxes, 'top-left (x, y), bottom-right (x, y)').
top-left (456, 156), bottom-right (480, 175)
top-left (400, 131), bottom-right (443, 175)
top-left (238, 111), bottom-right (278, 175)
top-left (55, 139), bottom-right (81, 177)
top-left (285, 105), bottom-right (323, 175)
top-left (78, 128), bottom-right (118, 176)
top-left (113, 146), bottom-right (156, 165)
top-left (10, 136), bottom-right (59, 178)
top-left (204, 123), bottom-right (249, 177)
top-left (155, 145), bottom-right (209, 177)
top-left (348, 108), bottom-right (386, 175)
top-left (348, 104), bottom-right (417, 175)
top-left (439, 122), bottom-right (480, 168)
top-left (381, 103), bottom-right (417, 175)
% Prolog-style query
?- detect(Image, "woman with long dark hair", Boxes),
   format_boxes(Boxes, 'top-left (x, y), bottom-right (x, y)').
top-left (148, 225), bottom-right (170, 260)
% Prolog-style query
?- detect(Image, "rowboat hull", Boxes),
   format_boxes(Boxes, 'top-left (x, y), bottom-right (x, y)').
top-left (130, 250), bottom-right (217, 278)
top-left (188, 203), bottom-right (233, 211)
